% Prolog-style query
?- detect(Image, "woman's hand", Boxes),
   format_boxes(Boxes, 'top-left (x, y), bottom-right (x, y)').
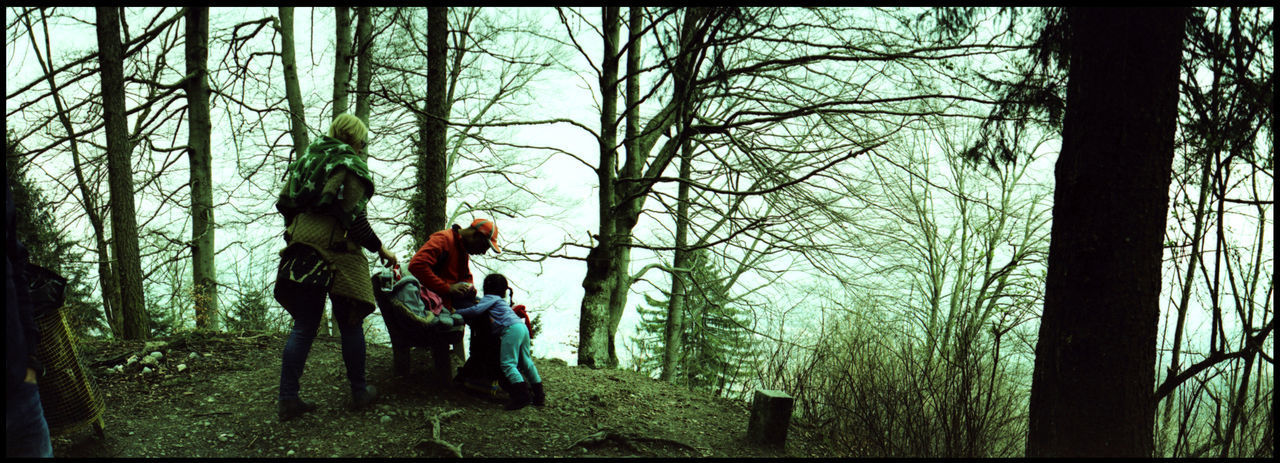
top-left (378, 246), bottom-right (397, 268)
top-left (449, 282), bottom-right (474, 298)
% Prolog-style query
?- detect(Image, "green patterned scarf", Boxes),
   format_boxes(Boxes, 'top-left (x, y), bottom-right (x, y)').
top-left (276, 135), bottom-right (375, 229)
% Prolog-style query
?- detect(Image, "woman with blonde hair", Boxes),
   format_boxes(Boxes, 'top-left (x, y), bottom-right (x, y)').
top-left (273, 113), bottom-right (396, 421)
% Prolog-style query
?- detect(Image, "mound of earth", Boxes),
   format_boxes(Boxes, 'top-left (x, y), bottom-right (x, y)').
top-left (49, 331), bottom-right (832, 458)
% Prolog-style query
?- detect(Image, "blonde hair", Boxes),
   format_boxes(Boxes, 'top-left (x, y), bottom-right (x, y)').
top-left (328, 113), bottom-right (368, 148)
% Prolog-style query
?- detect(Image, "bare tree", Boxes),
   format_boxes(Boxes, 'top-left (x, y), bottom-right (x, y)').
top-left (18, 8), bottom-right (125, 337)
top-left (368, 7), bottom-right (561, 252)
top-left (408, 5), bottom-right (449, 240)
top-left (354, 7), bottom-right (372, 123)
top-left (656, 7), bottom-right (698, 381)
top-left (566, 6), bottom-right (1030, 368)
top-left (96, 6), bottom-right (150, 339)
top-left (13, 7), bottom-right (192, 337)
top-left (277, 7), bottom-right (309, 156)
top-left (744, 117), bottom-right (1052, 456)
top-left (186, 7), bottom-right (218, 330)
top-left (1153, 7), bottom-right (1274, 457)
top-left (570, 6), bottom-right (720, 368)
top-left (332, 7), bottom-right (352, 117)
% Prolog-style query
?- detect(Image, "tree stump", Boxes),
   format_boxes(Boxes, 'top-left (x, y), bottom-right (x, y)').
top-left (747, 389), bottom-right (793, 449)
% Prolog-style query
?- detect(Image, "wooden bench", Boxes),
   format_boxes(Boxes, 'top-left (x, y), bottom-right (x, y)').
top-left (377, 292), bottom-right (466, 385)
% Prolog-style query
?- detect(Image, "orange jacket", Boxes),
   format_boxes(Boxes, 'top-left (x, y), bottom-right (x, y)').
top-left (407, 226), bottom-right (474, 307)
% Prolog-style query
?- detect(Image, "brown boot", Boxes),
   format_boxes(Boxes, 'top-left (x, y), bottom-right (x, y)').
top-left (278, 398), bottom-right (317, 422)
top-left (352, 385), bottom-right (378, 410)
top-left (530, 382), bottom-right (545, 407)
top-left (504, 382), bottom-right (531, 411)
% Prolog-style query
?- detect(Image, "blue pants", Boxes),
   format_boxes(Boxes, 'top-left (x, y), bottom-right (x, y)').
top-left (498, 323), bottom-right (540, 385)
top-left (279, 293), bottom-right (368, 401)
top-left (6, 380), bottom-right (53, 457)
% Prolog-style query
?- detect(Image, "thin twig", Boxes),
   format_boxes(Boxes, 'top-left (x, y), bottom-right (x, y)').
top-left (192, 411), bottom-right (232, 417)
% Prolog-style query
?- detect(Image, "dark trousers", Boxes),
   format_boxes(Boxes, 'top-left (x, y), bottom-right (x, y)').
top-left (278, 286), bottom-right (369, 401)
top-left (455, 297), bottom-right (501, 384)
top-left (5, 380), bottom-right (53, 457)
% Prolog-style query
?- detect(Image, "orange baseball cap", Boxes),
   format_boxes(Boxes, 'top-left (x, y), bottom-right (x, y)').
top-left (471, 218), bottom-right (501, 253)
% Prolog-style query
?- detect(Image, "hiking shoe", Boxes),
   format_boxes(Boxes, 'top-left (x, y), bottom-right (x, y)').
top-left (530, 382), bottom-right (546, 407)
top-left (352, 385), bottom-right (378, 410)
top-left (278, 398), bottom-right (317, 422)
top-left (504, 382), bottom-right (531, 411)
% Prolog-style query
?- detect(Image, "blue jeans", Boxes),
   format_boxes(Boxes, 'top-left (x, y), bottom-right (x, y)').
top-left (279, 293), bottom-right (369, 401)
top-left (6, 380), bottom-right (53, 457)
top-left (497, 323), bottom-right (540, 385)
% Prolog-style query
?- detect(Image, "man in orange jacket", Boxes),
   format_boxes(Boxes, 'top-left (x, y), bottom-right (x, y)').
top-left (407, 218), bottom-right (500, 308)
top-left (408, 218), bottom-right (506, 388)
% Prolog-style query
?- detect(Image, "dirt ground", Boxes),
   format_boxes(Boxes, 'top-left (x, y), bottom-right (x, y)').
top-left (49, 331), bottom-right (833, 458)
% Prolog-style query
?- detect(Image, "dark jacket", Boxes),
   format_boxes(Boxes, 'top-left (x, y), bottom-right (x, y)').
top-left (6, 178), bottom-right (40, 392)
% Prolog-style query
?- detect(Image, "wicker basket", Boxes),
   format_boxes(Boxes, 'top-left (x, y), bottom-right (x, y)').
top-left (33, 306), bottom-right (105, 438)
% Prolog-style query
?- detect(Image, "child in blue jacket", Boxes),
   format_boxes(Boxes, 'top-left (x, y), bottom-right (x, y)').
top-left (455, 273), bottom-right (544, 410)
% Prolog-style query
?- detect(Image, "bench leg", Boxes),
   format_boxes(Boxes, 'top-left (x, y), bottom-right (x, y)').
top-left (431, 341), bottom-right (453, 387)
top-left (452, 337), bottom-right (466, 364)
top-left (393, 343), bottom-right (412, 377)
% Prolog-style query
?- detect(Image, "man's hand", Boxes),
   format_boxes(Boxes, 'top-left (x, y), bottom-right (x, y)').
top-left (24, 368), bottom-right (37, 385)
top-left (448, 282), bottom-right (474, 298)
top-left (378, 246), bottom-right (398, 268)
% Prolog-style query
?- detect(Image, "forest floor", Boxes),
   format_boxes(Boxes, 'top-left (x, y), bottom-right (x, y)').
top-left (49, 330), bottom-right (835, 458)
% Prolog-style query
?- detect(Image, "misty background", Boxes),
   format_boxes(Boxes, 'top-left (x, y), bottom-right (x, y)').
top-left (5, 7), bottom-right (1271, 457)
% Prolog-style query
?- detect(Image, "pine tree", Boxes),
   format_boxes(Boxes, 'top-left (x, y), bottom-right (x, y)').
top-left (225, 290), bottom-right (272, 333)
top-left (6, 133), bottom-right (105, 338)
top-left (631, 250), bottom-right (757, 397)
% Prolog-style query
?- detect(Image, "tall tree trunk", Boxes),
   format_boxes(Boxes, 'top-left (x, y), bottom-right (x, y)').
top-left (279, 7), bottom-right (310, 155)
top-left (186, 7), bottom-right (217, 331)
top-left (578, 6), bottom-right (621, 369)
top-left (424, 6), bottom-right (448, 234)
top-left (333, 7), bottom-right (351, 117)
top-left (326, 6), bottom-right (356, 336)
top-left (604, 249), bottom-right (629, 368)
top-left (28, 9), bottom-right (123, 337)
top-left (410, 6), bottom-right (449, 245)
top-left (93, 227), bottom-right (122, 337)
top-left (96, 6), bottom-right (149, 340)
top-left (1026, 7), bottom-right (1188, 457)
top-left (354, 7), bottom-right (373, 125)
top-left (660, 7), bottom-right (699, 382)
top-left (278, 7), bottom-right (322, 334)
top-left (1220, 352), bottom-right (1256, 457)
top-left (583, 7), bottom-right (709, 369)
top-left (606, 6), bottom-right (646, 369)
top-left (662, 130), bottom-right (694, 382)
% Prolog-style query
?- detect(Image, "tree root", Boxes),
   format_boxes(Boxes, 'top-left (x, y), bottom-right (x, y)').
top-left (567, 428), bottom-right (703, 456)
top-left (413, 409), bottom-right (464, 458)
top-left (430, 409), bottom-right (463, 438)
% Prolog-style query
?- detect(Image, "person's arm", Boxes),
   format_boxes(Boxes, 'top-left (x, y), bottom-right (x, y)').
top-left (454, 296), bottom-right (497, 319)
top-left (490, 298), bottom-right (514, 320)
top-left (347, 211), bottom-right (382, 254)
top-left (408, 234), bottom-right (451, 296)
top-left (332, 167), bottom-right (395, 266)
top-left (488, 299), bottom-right (527, 329)
top-left (329, 167), bottom-right (379, 252)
